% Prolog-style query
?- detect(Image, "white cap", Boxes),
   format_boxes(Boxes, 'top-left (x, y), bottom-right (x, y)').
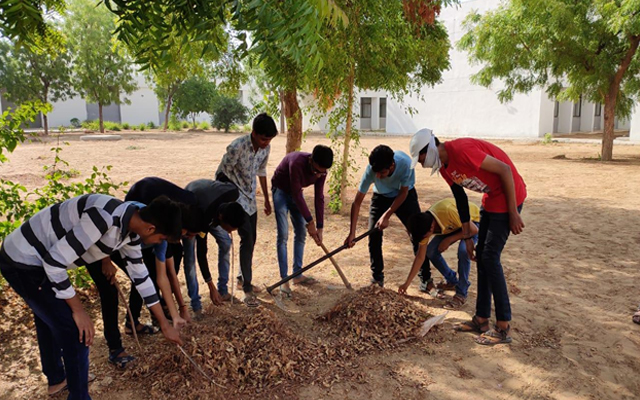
top-left (410, 128), bottom-right (433, 168)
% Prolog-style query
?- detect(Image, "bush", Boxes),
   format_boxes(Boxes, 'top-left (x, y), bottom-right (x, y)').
top-left (242, 123), bottom-right (251, 132)
top-left (181, 121), bottom-right (190, 129)
top-left (70, 118), bottom-right (81, 128)
top-left (122, 123), bottom-right (130, 129)
top-left (198, 121), bottom-right (210, 130)
top-left (81, 120), bottom-right (99, 131)
top-left (138, 124), bottom-right (146, 131)
top-left (147, 121), bottom-right (156, 129)
top-left (132, 125), bottom-right (138, 131)
top-left (168, 115), bottom-right (182, 131)
top-left (210, 95), bottom-right (248, 133)
top-left (104, 121), bottom-right (121, 131)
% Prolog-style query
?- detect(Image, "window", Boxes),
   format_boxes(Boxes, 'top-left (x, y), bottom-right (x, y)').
top-left (360, 97), bottom-right (371, 118)
top-left (379, 98), bottom-right (387, 118)
top-left (554, 101), bottom-right (559, 118)
top-left (595, 103), bottom-right (602, 117)
top-left (573, 96), bottom-right (582, 117)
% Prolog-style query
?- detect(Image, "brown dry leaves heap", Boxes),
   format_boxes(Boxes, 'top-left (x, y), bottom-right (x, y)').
top-left (317, 285), bottom-right (431, 351)
top-left (122, 286), bottom-right (431, 399)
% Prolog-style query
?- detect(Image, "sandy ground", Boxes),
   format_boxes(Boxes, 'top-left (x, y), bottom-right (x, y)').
top-left (1, 130), bottom-right (640, 400)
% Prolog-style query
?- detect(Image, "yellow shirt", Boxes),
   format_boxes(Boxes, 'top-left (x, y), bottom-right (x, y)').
top-left (422, 198), bottom-right (480, 242)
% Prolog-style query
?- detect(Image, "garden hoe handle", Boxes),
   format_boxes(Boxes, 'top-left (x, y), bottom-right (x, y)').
top-left (319, 242), bottom-right (353, 290)
top-left (266, 228), bottom-right (376, 294)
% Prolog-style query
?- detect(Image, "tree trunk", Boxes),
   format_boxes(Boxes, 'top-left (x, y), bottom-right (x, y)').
top-left (283, 88), bottom-right (303, 154)
top-left (339, 65), bottom-right (357, 209)
top-left (43, 113), bottom-right (49, 136)
top-left (601, 94), bottom-right (616, 161)
top-left (192, 114), bottom-right (196, 129)
top-left (279, 90), bottom-right (286, 135)
top-left (163, 94), bottom-right (173, 131)
top-left (98, 103), bottom-right (104, 133)
top-left (600, 35), bottom-right (640, 161)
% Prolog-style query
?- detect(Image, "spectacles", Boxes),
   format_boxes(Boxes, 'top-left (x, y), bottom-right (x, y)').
top-left (310, 160), bottom-right (326, 175)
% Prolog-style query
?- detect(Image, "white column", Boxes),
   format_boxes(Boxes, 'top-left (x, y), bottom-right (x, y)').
top-left (629, 106), bottom-right (640, 142)
top-left (371, 97), bottom-right (380, 130)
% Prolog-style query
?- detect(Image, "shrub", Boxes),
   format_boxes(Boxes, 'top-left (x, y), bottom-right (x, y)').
top-left (147, 121), bottom-right (156, 129)
top-left (198, 121), bottom-right (210, 130)
top-left (122, 123), bottom-right (130, 129)
top-left (81, 120), bottom-right (99, 131)
top-left (210, 95), bottom-right (248, 133)
top-left (181, 121), bottom-right (190, 129)
top-left (138, 124), bottom-right (146, 131)
top-left (104, 121), bottom-right (121, 131)
top-left (70, 118), bottom-right (81, 128)
top-left (168, 115), bottom-right (182, 131)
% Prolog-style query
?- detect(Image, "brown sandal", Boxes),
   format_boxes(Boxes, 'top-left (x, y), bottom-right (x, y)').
top-left (436, 281), bottom-right (456, 291)
top-left (454, 315), bottom-right (489, 333)
top-left (475, 325), bottom-right (512, 345)
top-left (443, 294), bottom-right (466, 310)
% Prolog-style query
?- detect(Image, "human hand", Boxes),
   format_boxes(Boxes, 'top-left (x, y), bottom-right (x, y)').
top-left (101, 259), bottom-right (117, 285)
top-left (161, 323), bottom-right (182, 346)
top-left (210, 289), bottom-right (223, 306)
top-left (465, 238), bottom-right (476, 261)
top-left (172, 315), bottom-right (187, 330)
top-left (344, 232), bottom-right (356, 248)
top-left (375, 216), bottom-right (390, 231)
top-left (179, 306), bottom-right (191, 323)
top-left (264, 200), bottom-right (272, 216)
top-left (72, 309), bottom-right (95, 346)
top-left (398, 282), bottom-right (409, 295)
top-left (509, 212), bottom-right (524, 235)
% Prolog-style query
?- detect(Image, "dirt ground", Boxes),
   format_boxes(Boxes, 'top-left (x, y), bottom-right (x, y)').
top-left (1, 130), bottom-right (640, 400)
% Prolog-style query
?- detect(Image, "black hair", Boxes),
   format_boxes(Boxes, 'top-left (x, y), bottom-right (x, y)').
top-left (408, 212), bottom-right (434, 243)
top-left (252, 113), bottom-right (278, 138)
top-left (218, 202), bottom-right (246, 228)
top-left (419, 136), bottom-right (440, 156)
top-left (312, 145), bottom-right (334, 169)
top-left (179, 203), bottom-right (205, 233)
top-left (139, 195), bottom-right (182, 242)
top-left (369, 145), bottom-right (395, 172)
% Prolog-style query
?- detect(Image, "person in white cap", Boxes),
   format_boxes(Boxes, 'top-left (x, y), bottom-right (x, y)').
top-left (409, 129), bottom-right (526, 346)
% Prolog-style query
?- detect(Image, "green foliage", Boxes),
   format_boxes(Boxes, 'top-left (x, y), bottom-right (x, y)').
top-left (65, 0), bottom-right (137, 133)
top-left (81, 120), bottom-right (100, 131)
top-left (167, 115), bottom-right (182, 131)
top-left (210, 95), bottom-right (248, 133)
top-left (311, 0), bottom-right (453, 211)
top-left (181, 121), bottom-right (190, 129)
top-left (146, 121), bottom-right (156, 129)
top-left (121, 122), bottom-right (130, 129)
top-left (0, 101), bottom-right (51, 163)
top-left (0, 37), bottom-right (73, 134)
top-left (198, 121), bottom-right (210, 130)
top-left (104, 121), bottom-right (121, 131)
top-left (0, 0), bottom-right (66, 51)
top-left (542, 133), bottom-right (553, 145)
top-left (70, 118), bottom-right (81, 128)
top-left (458, 0), bottom-right (640, 160)
top-left (137, 124), bottom-right (146, 131)
top-left (172, 77), bottom-right (218, 127)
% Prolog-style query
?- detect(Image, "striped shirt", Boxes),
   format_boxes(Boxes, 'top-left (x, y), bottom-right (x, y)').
top-left (1, 194), bottom-right (159, 305)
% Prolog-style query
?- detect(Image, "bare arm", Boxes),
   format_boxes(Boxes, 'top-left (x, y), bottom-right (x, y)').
top-left (345, 191), bottom-right (366, 247)
top-left (155, 257), bottom-right (183, 327)
top-left (398, 242), bottom-right (427, 295)
top-left (479, 155), bottom-right (524, 234)
top-left (376, 186), bottom-right (409, 230)
top-left (259, 175), bottom-right (271, 216)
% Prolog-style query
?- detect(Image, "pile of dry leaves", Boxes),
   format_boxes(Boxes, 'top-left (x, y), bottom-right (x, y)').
top-left (122, 286), bottom-right (431, 398)
top-left (317, 285), bottom-right (432, 351)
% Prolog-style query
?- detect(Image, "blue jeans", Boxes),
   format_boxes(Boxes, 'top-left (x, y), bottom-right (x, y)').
top-left (273, 187), bottom-right (307, 279)
top-left (182, 226), bottom-right (231, 311)
top-left (0, 262), bottom-right (91, 400)
top-left (475, 204), bottom-right (523, 322)
top-left (426, 228), bottom-right (478, 298)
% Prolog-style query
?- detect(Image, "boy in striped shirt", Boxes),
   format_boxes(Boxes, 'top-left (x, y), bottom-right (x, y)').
top-left (0, 194), bottom-right (183, 399)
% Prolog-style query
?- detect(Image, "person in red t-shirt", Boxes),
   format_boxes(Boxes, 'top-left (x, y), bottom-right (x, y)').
top-left (409, 129), bottom-right (526, 345)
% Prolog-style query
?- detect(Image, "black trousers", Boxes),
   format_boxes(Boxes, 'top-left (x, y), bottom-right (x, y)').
top-left (236, 210), bottom-right (257, 293)
top-left (368, 188), bottom-right (431, 283)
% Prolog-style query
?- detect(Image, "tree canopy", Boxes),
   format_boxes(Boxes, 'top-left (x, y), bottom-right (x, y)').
top-left (458, 0), bottom-right (640, 161)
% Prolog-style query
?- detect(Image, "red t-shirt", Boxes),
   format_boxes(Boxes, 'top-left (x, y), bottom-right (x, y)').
top-left (440, 138), bottom-right (527, 213)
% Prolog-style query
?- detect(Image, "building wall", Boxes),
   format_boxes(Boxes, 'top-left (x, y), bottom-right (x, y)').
top-left (48, 96), bottom-right (87, 127)
top-left (120, 75), bottom-right (161, 126)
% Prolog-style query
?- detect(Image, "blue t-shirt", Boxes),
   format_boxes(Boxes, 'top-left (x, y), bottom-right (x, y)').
top-left (358, 151), bottom-right (415, 198)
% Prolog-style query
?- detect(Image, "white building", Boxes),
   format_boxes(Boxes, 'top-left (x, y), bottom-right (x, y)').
top-left (2, 0), bottom-right (639, 142)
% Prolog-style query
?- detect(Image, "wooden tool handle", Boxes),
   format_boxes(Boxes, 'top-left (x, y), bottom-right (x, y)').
top-left (320, 243), bottom-right (353, 290)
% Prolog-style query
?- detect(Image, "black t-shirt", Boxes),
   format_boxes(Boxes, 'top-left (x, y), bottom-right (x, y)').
top-left (125, 177), bottom-right (196, 206)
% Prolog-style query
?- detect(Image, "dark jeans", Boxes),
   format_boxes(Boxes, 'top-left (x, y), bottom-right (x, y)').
top-left (86, 249), bottom-right (162, 353)
top-left (368, 188), bottom-right (430, 283)
top-left (236, 211), bottom-right (257, 293)
top-left (0, 260), bottom-right (92, 400)
top-left (475, 204), bottom-right (523, 322)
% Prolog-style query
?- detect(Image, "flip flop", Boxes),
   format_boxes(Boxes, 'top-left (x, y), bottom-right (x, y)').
top-left (454, 315), bottom-right (489, 333)
top-left (243, 292), bottom-right (260, 308)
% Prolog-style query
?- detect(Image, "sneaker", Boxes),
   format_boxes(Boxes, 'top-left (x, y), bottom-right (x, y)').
top-left (419, 280), bottom-right (436, 293)
top-left (370, 278), bottom-right (384, 287)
